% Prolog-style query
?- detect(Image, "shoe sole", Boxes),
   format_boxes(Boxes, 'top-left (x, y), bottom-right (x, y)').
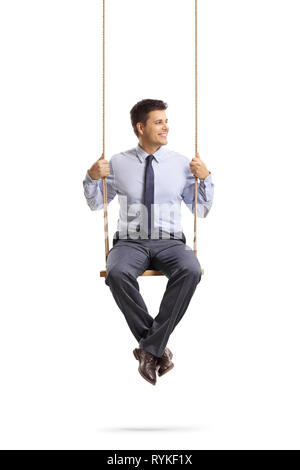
top-left (133, 349), bottom-right (156, 385)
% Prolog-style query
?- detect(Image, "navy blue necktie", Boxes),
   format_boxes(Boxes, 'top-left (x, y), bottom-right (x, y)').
top-left (144, 154), bottom-right (155, 238)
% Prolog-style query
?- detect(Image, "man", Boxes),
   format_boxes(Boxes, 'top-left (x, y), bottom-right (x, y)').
top-left (83, 99), bottom-right (214, 385)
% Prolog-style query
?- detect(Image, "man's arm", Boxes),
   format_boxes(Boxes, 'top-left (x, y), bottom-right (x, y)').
top-left (181, 155), bottom-right (214, 217)
top-left (82, 157), bottom-right (117, 210)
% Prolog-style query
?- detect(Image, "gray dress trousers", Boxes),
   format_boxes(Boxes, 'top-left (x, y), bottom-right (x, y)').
top-left (104, 232), bottom-right (202, 358)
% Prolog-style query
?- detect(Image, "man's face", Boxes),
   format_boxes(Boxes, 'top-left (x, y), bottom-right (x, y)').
top-left (138, 110), bottom-right (169, 146)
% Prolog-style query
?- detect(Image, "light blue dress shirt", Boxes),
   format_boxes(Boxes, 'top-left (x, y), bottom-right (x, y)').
top-left (83, 143), bottom-right (214, 239)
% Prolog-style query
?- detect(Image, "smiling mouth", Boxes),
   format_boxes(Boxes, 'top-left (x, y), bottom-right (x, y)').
top-left (159, 133), bottom-right (168, 137)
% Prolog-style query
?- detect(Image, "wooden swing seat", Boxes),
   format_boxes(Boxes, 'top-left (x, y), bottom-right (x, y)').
top-left (100, 269), bottom-right (163, 277)
top-left (100, 268), bottom-right (204, 278)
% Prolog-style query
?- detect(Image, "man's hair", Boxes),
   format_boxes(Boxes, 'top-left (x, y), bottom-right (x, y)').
top-left (130, 99), bottom-right (168, 138)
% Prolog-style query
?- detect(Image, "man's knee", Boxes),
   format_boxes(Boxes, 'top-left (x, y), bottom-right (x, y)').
top-left (106, 267), bottom-right (123, 283)
top-left (105, 266), bottom-right (134, 286)
top-left (181, 262), bottom-right (202, 283)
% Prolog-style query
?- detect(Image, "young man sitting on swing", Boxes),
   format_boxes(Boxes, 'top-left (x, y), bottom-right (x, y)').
top-left (83, 99), bottom-right (214, 385)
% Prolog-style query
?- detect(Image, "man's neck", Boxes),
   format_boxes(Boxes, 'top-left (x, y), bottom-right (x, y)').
top-left (139, 142), bottom-right (161, 155)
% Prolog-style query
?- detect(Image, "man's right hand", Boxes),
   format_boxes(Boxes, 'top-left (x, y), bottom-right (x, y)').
top-left (88, 154), bottom-right (110, 180)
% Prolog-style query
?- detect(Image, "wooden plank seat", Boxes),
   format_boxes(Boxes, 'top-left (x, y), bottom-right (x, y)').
top-left (100, 268), bottom-right (204, 277)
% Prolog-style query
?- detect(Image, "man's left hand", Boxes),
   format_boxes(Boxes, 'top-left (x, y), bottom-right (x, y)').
top-left (190, 152), bottom-right (210, 180)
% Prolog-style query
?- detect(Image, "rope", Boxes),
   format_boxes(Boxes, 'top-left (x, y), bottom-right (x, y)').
top-left (193, 0), bottom-right (198, 256)
top-left (102, 0), bottom-right (109, 262)
top-left (102, 0), bottom-right (198, 260)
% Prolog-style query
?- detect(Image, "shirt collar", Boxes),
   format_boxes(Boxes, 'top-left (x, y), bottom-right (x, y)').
top-left (135, 143), bottom-right (166, 164)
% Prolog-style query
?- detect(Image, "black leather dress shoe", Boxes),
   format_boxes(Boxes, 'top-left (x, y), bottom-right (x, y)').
top-left (157, 347), bottom-right (174, 377)
top-left (133, 348), bottom-right (158, 385)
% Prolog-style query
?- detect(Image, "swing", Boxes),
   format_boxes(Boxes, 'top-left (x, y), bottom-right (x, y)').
top-left (99, 0), bottom-right (204, 279)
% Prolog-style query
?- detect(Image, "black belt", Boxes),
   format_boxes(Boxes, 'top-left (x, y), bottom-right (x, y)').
top-left (113, 230), bottom-right (186, 246)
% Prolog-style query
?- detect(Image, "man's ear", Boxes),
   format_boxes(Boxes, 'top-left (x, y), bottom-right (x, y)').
top-left (137, 122), bottom-right (143, 136)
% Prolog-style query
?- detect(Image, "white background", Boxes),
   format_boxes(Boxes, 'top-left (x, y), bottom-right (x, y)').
top-left (0, 0), bottom-right (300, 450)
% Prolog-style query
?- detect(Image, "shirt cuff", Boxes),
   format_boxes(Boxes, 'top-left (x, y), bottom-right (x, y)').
top-left (85, 170), bottom-right (100, 183)
top-left (199, 171), bottom-right (212, 186)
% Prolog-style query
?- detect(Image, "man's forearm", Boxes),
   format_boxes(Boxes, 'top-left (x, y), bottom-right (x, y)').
top-left (83, 171), bottom-right (103, 210)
